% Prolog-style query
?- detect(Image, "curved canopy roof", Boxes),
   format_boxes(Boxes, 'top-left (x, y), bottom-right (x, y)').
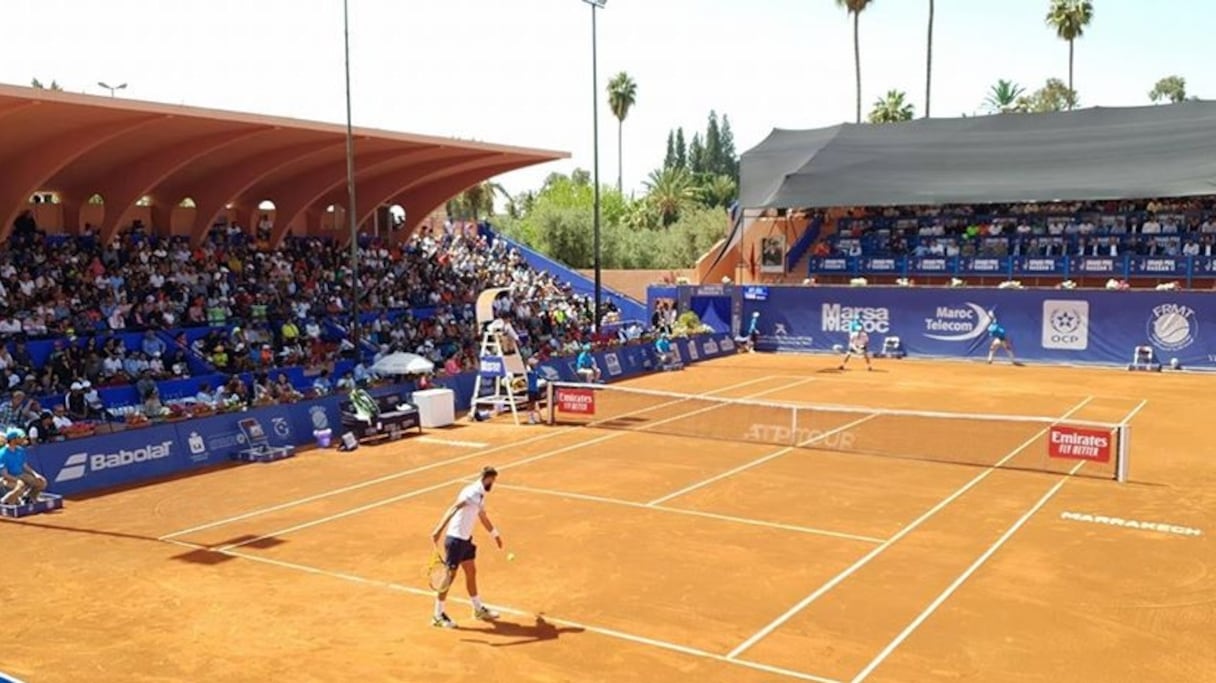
top-left (740, 102), bottom-right (1216, 210)
top-left (0, 83), bottom-right (566, 242)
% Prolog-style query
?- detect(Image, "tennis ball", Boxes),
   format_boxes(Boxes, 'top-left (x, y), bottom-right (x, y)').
top-left (507, 552), bottom-right (516, 562)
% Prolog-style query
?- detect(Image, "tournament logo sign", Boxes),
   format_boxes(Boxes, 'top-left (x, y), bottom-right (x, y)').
top-left (703, 338), bottom-right (720, 355)
top-left (1041, 300), bottom-right (1090, 351)
top-left (685, 342), bottom-right (698, 361)
top-left (1147, 303), bottom-right (1197, 352)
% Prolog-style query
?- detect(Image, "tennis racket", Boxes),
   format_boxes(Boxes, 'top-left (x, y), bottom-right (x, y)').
top-left (425, 549), bottom-right (453, 592)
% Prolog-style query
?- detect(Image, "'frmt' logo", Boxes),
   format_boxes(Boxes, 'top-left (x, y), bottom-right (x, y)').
top-left (1147, 303), bottom-right (1197, 351)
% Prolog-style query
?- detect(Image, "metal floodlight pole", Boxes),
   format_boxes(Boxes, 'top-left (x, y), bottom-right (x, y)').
top-left (98, 81), bottom-right (127, 97)
top-left (343, 0), bottom-right (360, 351)
top-left (581, 0), bottom-right (606, 333)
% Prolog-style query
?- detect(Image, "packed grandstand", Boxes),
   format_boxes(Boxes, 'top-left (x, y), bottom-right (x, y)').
top-left (0, 212), bottom-right (631, 438)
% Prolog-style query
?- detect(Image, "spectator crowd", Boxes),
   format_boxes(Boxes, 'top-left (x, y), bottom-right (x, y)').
top-left (0, 213), bottom-right (634, 431)
top-left (812, 196), bottom-right (1216, 260)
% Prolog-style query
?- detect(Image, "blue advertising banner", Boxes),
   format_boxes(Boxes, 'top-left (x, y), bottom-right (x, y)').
top-left (740, 286), bottom-right (1216, 370)
top-left (479, 355), bottom-right (507, 378)
top-left (809, 257), bottom-right (853, 273)
top-left (1073, 256), bottom-right (1123, 275)
top-left (910, 257), bottom-right (956, 274)
top-left (958, 257), bottom-right (1010, 275)
top-left (1016, 256), bottom-right (1066, 275)
top-left (862, 257), bottom-right (905, 274)
top-left (1128, 256), bottom-right (1187, 277)
top-left (743, 286), bottom-right (770, 301)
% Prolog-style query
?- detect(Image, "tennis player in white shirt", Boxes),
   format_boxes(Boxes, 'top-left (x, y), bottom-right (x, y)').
top-left (429, 466), bottom-right (505, 628)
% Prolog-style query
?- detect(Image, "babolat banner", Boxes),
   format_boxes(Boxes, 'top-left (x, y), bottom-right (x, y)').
top-left (741, 286), bottom-right (1216, 369)
top-left (26, 398), bottom-right (346, 496)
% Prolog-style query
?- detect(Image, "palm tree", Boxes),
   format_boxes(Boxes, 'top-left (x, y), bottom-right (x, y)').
top-left (644, 167), bottom-right (696, 226)
top-left (1045, 0), bottom-right (1094, 107)
top-left (1149, 76), bottom-right (1187, 104)
top-left (984, 79), bottom-right (1025, 113)
top-left (698, 174), bottom-right (738, 209)
top-left (836, 0), bottom-right (875, 124)
top-left (925, 0), bottom-right (934, 118)
top-left (447, 181), bottom-right (506, 220)
top-left (607, 72), bottom-right (638, 194)
top-left (868, 90), bottom-right (915, 123)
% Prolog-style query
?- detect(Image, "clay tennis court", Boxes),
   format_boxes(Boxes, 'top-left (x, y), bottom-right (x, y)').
top-left (4, 355), bottom-right (1212, 682)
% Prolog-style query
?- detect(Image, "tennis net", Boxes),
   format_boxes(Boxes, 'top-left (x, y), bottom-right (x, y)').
top-left (545, 382), bottom-right (1130, 481)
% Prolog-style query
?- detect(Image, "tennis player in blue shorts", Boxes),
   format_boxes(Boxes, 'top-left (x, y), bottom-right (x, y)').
top-left (430, 466), bottom-right (504, 628)
top-left (838, 319), bottom-right (873, 371)
top-left (986, 314), bottom-right (1016, 364)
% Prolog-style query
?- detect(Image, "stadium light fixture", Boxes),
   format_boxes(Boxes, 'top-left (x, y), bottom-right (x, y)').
top-left (342, 0), bottom-right (361, 350)
top-left (581, 0), bottom-right (606, 331)
top-left (98, 82), bottom-right (127, 97)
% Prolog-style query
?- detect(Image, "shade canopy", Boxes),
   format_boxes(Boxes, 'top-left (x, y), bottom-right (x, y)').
top-left (372, 352), bottom-right (434, 376)
top-left (739, 102), bottom-right (1216, 210)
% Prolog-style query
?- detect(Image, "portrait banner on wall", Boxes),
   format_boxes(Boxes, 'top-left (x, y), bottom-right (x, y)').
top-left (760, 236), bottom-right (786, 274)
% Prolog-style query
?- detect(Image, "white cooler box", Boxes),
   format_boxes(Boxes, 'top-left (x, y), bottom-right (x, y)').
top-left (413, 388), bottom-right (455, 428)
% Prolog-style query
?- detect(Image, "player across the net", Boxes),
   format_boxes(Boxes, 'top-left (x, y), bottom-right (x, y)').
top-left (545, 382), bottom-right (1130, 481)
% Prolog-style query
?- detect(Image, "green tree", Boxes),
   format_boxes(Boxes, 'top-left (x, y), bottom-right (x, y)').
top-left (645, 167), bottom-right (697, 226)
top-left (1149, 75), bottom-right (1187, 104)
top-left (925, 0), bottom-right (934, 118)
top-left (719, 115), bottom-right (739, 181)
top-left (836, 0), bottom-right (875, 124)
top-left (663, 131), bottom-right (677, 170)
top-left (688, 133), bottom-right (706, 175)
top-left (607, 72), bottom-right (638, 193)
top-left (570, 168), bottom-right (592, 186)
top-left (984, 79), bottom-right (1025, 114)
top-left (1045, 0), bottom-right (1094, 107)
top-left (705, 111), bottom-right (723, 178)
top-left (1014, 78), bottom-right (1078, 113)
top-left (868, 89), bottom-right (915, 123)
top-left (446, 180), bottom-right (505, 220)
top-left (674, 128), bottom-right (687, 170)
top-left (698, 174), bottom-right (738, 209)
top-left (30, 78), bottom-right (63, 91)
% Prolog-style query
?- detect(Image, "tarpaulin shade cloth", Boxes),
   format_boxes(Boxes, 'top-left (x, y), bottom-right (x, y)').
top-left (739, 102), bottom-right (1216, 209)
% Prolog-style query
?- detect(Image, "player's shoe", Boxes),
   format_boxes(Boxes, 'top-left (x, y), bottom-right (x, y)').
top-left (473, 605), bottom-right (500, 621)
top-left (432, 613), bottom-right (457, 629)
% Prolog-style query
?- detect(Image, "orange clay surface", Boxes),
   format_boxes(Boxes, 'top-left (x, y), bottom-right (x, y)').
top-left (2, 355), bottom-right (1214, 683)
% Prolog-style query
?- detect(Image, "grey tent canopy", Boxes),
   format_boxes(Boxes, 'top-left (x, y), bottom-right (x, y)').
top-left (739, 102), bottom-right (1216, 210)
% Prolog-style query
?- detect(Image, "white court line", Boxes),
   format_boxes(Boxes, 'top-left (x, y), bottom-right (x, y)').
top-left (186, 540), bottom-right (842, 683)
top-left (725, 395), bottom-right (1095, 660)
top-left (158, 428), bottom-right (569, 540)
top-left (161, 375), bottom-right (776, 541)
top-left (216, 378), bottom-right (813, 552)
top-left (850, 459), bottom-right (1087, 683)
top-left (497, 483), bottom-right (884, 544)
top-left (1119, 399), bottom-right (1149, 425)
top-left (646, 412), bottom-right (881, 506)
top-left (417, 437), bottom-right (490, 449)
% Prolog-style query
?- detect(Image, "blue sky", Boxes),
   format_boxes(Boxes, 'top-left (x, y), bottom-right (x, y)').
top-left (4, 0), bottom-right (1214, 198)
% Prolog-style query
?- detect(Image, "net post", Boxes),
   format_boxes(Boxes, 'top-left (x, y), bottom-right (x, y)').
top-left (1116, 423), bottom-right (1130, 483)
top-left (790, 406), bottom-right (798, 446)
top-left (546, 381), bottom-right (556, 425)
